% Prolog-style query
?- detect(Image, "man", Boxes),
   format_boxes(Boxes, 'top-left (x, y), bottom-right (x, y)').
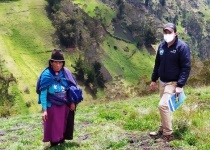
top-left (149, 23), bottom-right (191, 142)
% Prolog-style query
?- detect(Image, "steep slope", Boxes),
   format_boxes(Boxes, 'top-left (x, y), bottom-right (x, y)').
top-left (0, 0), bottom-right (57, 113)
top-left (71, 0), bottom-right (155, 83)
top-left (0, 0), bottom-right (156, 115)
top-left (104, 0), bottom-right (210, 60)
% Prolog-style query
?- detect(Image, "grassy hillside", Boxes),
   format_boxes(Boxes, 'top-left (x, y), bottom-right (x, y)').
top-left (0, 1), bottom-right (210, 150)
top-left (73, 0), bottom-right (116, 26)
top-left (0, 86), bottom-right (210, 149)
top-left (102, 36), bottom-right (154, 84)
top-left (72, 0), bottom-right (155, 84)
top-left (0, 0), bottom-right (70, 114)
top-left (0, 0), bottom-right (156, 115)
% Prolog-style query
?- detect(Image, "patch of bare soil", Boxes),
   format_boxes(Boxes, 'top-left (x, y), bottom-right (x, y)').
top-left (126, 133), bottom-right (183, 150)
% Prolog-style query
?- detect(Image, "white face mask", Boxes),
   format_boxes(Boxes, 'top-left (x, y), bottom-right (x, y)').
top-left (163, 34), bottom-right (175, 43)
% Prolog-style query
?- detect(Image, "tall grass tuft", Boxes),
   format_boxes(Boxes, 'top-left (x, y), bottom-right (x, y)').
top-left (173, 118), bottom-right (190, 139)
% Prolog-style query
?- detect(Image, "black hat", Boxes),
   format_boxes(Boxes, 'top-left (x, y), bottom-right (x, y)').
top-left (163, 23), bottom-right (177, 32)
top-left (50, 49), bottom-right (65, 61)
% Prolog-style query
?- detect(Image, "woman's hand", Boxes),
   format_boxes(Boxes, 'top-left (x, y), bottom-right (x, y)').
top-left (70, 103), bottom-right (75, 111)
top-left (42, 110), bottom-right (48, 122)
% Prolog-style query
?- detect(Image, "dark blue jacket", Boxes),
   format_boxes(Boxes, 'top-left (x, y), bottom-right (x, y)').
top-left (151, 38), bottom-right (191, 87)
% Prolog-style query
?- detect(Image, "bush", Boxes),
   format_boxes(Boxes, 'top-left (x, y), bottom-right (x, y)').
top-left (25, 101), bottom-right (31, 108)
top-left (173, 118), bottom-right (190, 139)
top-left (24, 86), bottom-right (30, 94)
top-left (184, 133), bottom-right (198, 146)
top-left (0, 59), bottom-right (16, 117)
top-left (0, 101), bottom-right (13, 117)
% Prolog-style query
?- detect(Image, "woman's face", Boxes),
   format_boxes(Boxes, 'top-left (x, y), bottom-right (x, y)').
top-left (50, 61), bottom-right (64, 72)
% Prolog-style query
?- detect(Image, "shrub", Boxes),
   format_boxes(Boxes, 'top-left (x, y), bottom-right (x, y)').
top-left (0, 59), bottom-right (16, 117)
top-left (173, 118), bottom-right (190, 139)
top-left (184, 132), bottom-right (198, 146)
top-left (25, 101), bottom-right (31, 108)
top-left (0, 100), bottom-right (13, 117)
top-left (114, 46), bottom-right (118, 50)
top-left (24, 86), bottom-right (30, 94)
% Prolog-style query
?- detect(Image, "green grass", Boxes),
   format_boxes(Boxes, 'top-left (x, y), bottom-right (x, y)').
top-left (0, 0), bottom-right (60, 113)
top-left (102, 36), bottom-right (154, 84)
top-left (73, 0), bottom-right (116, 26)
top-left (0, 0), bottom-right (154, 114)
top-left (0, 86), bottom-right (210, 149)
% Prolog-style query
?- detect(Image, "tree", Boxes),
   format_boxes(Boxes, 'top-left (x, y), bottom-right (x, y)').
top-left (145, 0), bottom-right (150, 6)
top-left (46, 0), bottom-right (60, 7)
top-left (159, 0), bottom-right (165, 6)
top-left (85, 68), bottom-right (95, 86)
top-left (93, 61), bottom-right (106, 88)
top-left (51, 0), bottom-right (84, 48)
top-left (117, 1), bottom-right (125, 20)
top-left (96, 73), bottom-right (106, 88)
top-left (93, 61), bottom-right (101, 73)
top-left (0, 59), bottom-right (16, 117)
top-left (144, 27), bottom-right (157, 46)
top-left (72, 56), bottom-right (86, 81)
top-left (173, 14), bottom-right (179, 25)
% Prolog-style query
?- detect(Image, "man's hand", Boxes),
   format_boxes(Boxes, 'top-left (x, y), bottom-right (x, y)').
top-left (175, 87), bottom-right (183, 97)
top-left (150, 81), bottom-right (156, 90)
top-left (42, 110), bottom-right (48, 122)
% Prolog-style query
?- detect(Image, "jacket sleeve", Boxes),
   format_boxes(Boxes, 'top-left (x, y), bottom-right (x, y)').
top-left (40, 89), bottom-right (48, 110)
top-left (151, 48), bottom-right (160, 82)
top-left (177, 44), bottom-right (191, 87)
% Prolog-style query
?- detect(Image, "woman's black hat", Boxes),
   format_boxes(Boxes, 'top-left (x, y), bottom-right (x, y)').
top-left (50, 49), bottom-right (65, 61)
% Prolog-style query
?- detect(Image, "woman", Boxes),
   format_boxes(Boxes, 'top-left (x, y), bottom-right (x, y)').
top-left (37, 49), bottom-right (77, 147)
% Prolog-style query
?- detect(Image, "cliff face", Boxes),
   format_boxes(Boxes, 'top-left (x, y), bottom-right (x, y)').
top-left (102, 0), bottom-right (210, 60)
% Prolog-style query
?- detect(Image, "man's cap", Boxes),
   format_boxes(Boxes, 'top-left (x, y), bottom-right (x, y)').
top-left (50, 49), bottom-right (65, 61)
top-left (163, 23), bottom-right (176, 32)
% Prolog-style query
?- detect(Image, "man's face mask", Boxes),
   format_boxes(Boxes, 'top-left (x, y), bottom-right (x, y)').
top-left (163, 33), bottom-right (176, 43)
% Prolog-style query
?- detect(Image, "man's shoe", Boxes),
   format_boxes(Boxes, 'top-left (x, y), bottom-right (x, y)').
top-left (155, 134), bottom-right (174, 143)
top-left (149, 130), bottom-right (163, 136)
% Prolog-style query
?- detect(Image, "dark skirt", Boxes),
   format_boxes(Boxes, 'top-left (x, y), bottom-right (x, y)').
top-left (43, 104), bottom-right (74, 142)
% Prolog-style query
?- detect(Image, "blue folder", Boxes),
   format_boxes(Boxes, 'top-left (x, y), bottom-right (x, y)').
top-left (168, 91), bottom-right (186, 112)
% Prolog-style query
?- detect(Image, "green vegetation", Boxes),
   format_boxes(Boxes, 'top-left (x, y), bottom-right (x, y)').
top-left (73, 0), bottom-right (116, 26)
top-left (72, 57), bottom-right (106, 95)
top-left (102, 36), bottom-right (154, 84)
top-left (0, 58), bottom-right (28, 117)
top-left (0, 0), bottom-right (61, 113)
top-left (1, 0), bottom-right (210, 149)
top-left (0, 86), bottom-right (210, 149)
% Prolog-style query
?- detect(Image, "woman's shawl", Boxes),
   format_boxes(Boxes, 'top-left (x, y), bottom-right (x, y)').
top-left (36, 67), bottom-right (77, 104)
